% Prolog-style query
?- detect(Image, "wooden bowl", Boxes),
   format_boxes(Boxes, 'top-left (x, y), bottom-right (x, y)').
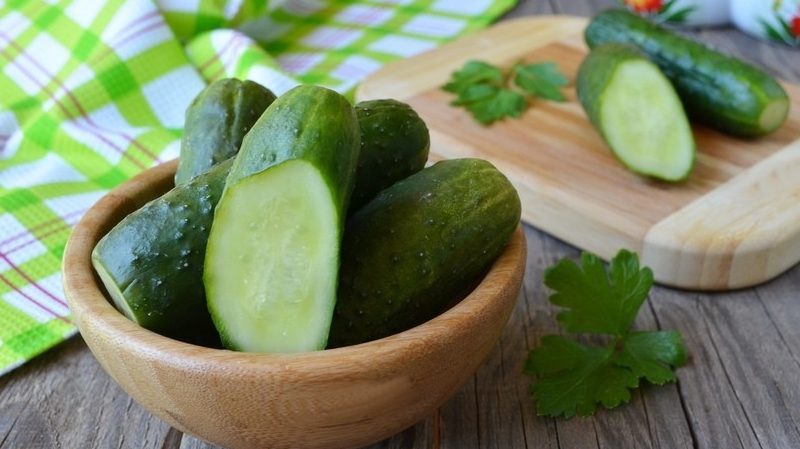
top-left (62, 160), bottom-right (527, 449)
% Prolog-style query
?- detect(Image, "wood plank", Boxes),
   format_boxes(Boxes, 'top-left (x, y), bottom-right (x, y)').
top-left (0, 338), bottom-right (174, 449)
top-left (472, 290), bottom-right (531, 449)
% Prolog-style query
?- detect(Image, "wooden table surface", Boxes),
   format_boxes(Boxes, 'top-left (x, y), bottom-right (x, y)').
top-left (3, 1), bottom-right (800, 448)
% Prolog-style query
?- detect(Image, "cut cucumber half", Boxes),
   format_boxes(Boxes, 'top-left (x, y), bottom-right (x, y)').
top-left (601, 60), bottom-right (694, 180)
top-left (203, 85), bottom-right (360, 353)
top-left (205, 160), bottom-right (338, 352)
top-left (577, 44), bottom-right (695, 182)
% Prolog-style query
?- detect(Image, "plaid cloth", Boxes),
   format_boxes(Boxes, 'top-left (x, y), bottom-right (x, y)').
top-left (0, 0), bottom-right (516, 376)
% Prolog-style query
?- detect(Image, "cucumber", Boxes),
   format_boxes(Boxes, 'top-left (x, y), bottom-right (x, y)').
top-left (204, 85), bottom-right (360, 353)
top-left (175, 78), bottom-right (276, 185)
top-left (577, 43), bottom-right (695, 182)
top-left (585, 9), bottom-right (789, 137)
top-left (92, 159), bottom-right (233, 345)
top-left (349, 99), bottom-right (430, 214)
top-left (327, 158), bottom-right (521, 348)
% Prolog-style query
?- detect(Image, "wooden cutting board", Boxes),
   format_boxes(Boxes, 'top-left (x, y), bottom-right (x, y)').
top-left (356, 15), bottom-right (800, 290)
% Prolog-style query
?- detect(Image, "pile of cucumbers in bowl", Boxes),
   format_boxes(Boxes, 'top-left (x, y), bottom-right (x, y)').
top-left (92, 81), bottom-right (522, 351)
top-left (578, 9), bottom-right (790, 182)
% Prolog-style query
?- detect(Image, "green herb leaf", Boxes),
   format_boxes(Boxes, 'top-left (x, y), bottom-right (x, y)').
top-left (443, 59), bottom-right (568, 125)
top-left (455, 85), bottom-right (527, 125)
top-left (544, 250), bottom-right (653, 337)
top-left (513, 62), bottom-right (569, 101)
top-left (443, 60), bottom-right (503, 94)
top-left (615, 330), bottom-right (687, 384)
top-left (526, 250), bottom-right (686, 418)
top-left (526, 336), bottom-right (639, 417)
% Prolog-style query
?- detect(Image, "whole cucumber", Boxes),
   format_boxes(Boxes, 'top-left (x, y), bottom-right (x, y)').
top-left (328, 158), bottom-right (521, 348)
top-left (175, 78), bottom-right (276, 185)
top-left (349, 99), bottom-right (430, 214)
top-left (92, 159), bottom-right (233, 345)
top-left (585, 9), bottom-right (789, 137)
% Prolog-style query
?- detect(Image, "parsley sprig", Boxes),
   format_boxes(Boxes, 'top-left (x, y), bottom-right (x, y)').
top-left (525, 250), bottom-right (687, 418)
top-left (443, 60), bottom-right (568, 125)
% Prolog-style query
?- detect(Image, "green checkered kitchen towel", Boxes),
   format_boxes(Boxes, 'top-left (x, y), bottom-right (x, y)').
top-left (0, 0), bottom-right (517, 375)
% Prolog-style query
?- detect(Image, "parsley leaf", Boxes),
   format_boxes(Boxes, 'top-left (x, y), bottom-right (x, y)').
top-left (443, 59), bottom-right (568, 125)
top-left (525, 250), bottom-right (686, 418)
top-left (443, 60), bottom-right (503, 94)
top-left (453, 84), bottom-right (526, 125)
top-left (514, 62), bottom-right (569, 102)
top-left (616, 330), bottom-right (687, 385)
top-left (525, 336), bottom-right (638, 418)
top-left (545, 250), bottom-right (653, 337)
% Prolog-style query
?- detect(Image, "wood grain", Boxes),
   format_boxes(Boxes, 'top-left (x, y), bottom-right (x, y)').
top-left (357, 15), bottom-right (800, 290)
top-left (3, 2), bottom-right (800, 449)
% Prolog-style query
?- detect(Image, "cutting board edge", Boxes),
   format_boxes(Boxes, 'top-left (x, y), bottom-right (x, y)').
top-left (641, 138), bottom-right (800, 290)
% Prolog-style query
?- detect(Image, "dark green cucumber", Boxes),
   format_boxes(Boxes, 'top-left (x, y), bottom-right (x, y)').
top-left (349, 99), bottom-right (430, 214)
top-left (175, 78), bottom-right (276, 185)
top-left (205, 85), bottom-right (360, 353)
top-left (328, 158), bottom-right (521, 348)
top-left (585, 9), bottom-right (789, 137)
top-left (92, 159), bottom-right (233, 345)
top-left (577, 43), bottom-right (695, 182)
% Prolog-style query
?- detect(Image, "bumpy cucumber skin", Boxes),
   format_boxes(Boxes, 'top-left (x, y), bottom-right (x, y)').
top-left (92, 159), bottom-right (233, 345)
top-left (349, 99), bottom-right (430, 214)
top-left (576, 43), bottom-right (695, 182)
top-left (327, 158), bottom-right (522, 348)
top-left (175, 79), bottom-right (276, 185)
top-left (585, 9), bottom-right (789, 137)
top-left (226, 85), bottom-right (361, 213)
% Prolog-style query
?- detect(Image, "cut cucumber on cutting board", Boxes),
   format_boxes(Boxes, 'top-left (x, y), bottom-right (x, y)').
top-left (576, 43), bottom-right (695, 182)
top-left (356, 15), bottom-right (800, 290)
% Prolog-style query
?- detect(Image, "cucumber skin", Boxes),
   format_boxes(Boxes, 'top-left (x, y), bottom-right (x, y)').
top-left (327, 158), bottom-right (522, 348)
top-left (175, 78), bottom-right (276, 185)
top-left (576, 43), bottom-right (695, 181)
top-left (585, 9), bottom-right (789, 137)
top-left (577, 43), bottom-right (636, 139)
top-left (349, 99), bottom-right (430, 214)
top-left (92, 159), bottom-right (233, 345)
top-left (226, 85), bottom-right (361, 213)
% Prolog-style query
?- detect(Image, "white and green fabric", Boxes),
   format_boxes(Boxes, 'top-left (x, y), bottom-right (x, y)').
top-left (0, 0), bottom-right (517, 375)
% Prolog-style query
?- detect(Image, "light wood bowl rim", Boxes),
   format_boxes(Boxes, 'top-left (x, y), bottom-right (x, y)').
top-left (62, 159), bottom-right (527, 375)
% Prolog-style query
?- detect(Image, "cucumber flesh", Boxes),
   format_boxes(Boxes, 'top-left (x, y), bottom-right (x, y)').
top-left (601, 60), bottom-right (694, 181)
top-left (205, 159), bottom-right (338, 352)
top-left (760, 99), bottom-right (790, 133)
top-left (94, 263), bottom-right (136, 320)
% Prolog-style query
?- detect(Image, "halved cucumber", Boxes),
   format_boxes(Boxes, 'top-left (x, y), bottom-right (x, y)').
top-left (577, 44), bottom-right (695, 182)
top-left (205, 160), bottom-right (338, 351)
top-left (204, 85), bottom-right (360, 352)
